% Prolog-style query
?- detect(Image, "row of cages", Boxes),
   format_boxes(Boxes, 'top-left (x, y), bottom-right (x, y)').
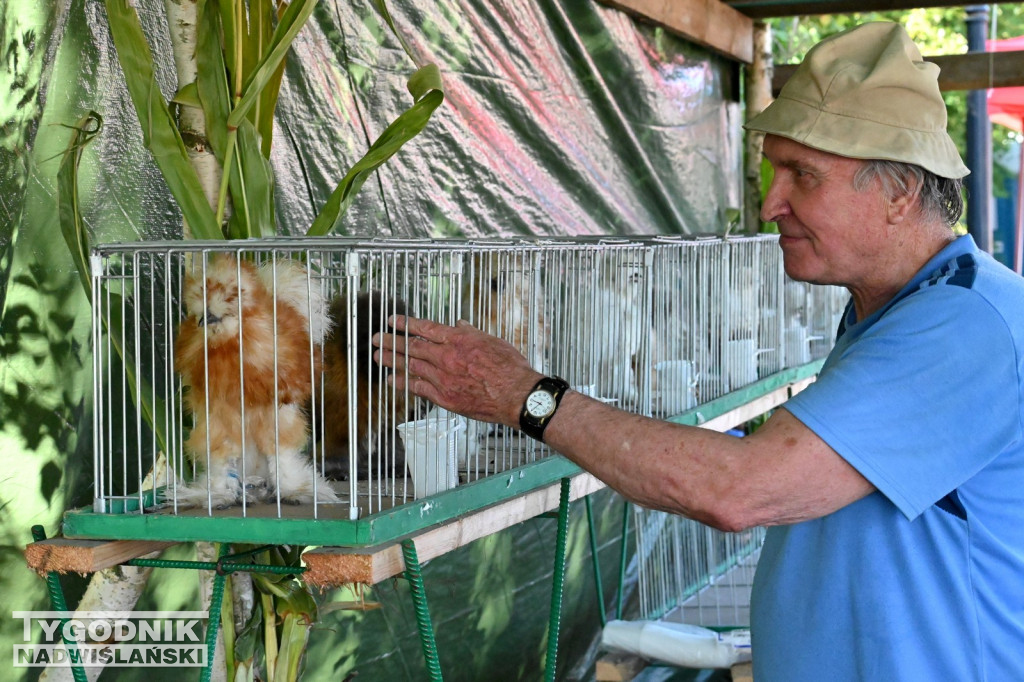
top-left (89, 235), bottom-right (847, 521)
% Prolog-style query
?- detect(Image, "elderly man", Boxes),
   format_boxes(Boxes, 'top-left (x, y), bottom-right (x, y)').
top-left (375, 22), bottom-right (1024, 680)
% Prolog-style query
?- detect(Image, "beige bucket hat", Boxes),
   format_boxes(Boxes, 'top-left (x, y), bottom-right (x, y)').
top-left (745, 22), bottom-right (970, 179)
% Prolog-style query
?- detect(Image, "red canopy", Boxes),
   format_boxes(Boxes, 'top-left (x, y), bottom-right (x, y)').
top-left (987, 35), bottom-right (1024, 274)
top-left (987, 35), bottom-right (1024, 132)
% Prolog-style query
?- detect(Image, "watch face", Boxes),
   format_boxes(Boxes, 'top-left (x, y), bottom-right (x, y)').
top-left (526, 390), bottom-right (557, 418)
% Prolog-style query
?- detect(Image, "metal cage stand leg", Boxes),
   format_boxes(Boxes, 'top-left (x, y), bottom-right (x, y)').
top-left (543, 477), bottom-right (572, 682)
top-left (615, 501), bottom-right (632, 620)
top-left (200, 543), bottom-right (230, 682)
top-left (31, 525), bottom-right (88, 682)
top-left (401, 538), bottom-right (443, 681)
top-left (585, 494), bottom-right (608, 628)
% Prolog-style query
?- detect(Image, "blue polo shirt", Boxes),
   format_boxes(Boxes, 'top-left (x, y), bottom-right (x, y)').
top-left (752, 235), bottom-right (1024, 680)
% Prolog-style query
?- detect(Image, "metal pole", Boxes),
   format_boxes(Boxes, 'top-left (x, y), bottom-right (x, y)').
top-left (966, 5), bottom-right (993, 253)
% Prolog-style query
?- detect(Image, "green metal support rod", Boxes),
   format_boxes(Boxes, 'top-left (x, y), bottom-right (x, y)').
top-left (585, 494), bottom-right (608, 628)
top-left (616, 500), bottom-right (632, 621)
top-left (31, 525), bottom-right (88, 682)
top-left (402, 539), bottom-right (443, 681)
top-left (126, 547), bottom-right (303, 575)
top-left (543, 477), bottom-right (572, 682)
top-left (200, 543), bottom-right (230, 682)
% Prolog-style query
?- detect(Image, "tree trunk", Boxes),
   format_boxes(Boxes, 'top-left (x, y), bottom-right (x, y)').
top-left (744, 22), bottom-right (773, 234)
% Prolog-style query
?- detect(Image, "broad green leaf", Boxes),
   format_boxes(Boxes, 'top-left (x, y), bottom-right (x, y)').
top-left (103, 0), bottom-right (221, 239)
top-left (196, 0), bottom-right (233, 157)
top-left (307, 64), bottom-right (445, 236)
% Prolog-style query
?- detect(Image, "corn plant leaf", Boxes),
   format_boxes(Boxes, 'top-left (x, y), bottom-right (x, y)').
top-left (256, 1), bottom-right (289, 158)
top-left (227, 0), bottom-right (318, 129)
top-left (172, 81), bottom-right (202, 108)
top-left (103, 0), bottom-right (221, 240)
top-left (371, 0), bottom-right (417, 65)
top-left (57, 111), bottom-right (100, 297)
top-left (227, 119), bottom-right (276, 238)
top-left (275, 613), bottom-right (312, 681)
top-left (196, 0), bottom-right (232, 156)
top-left (197, 0), bottom-right (275, 238)
top-left (217, 0), bottom-right (237, 80)
top-left (57, 111), bottom-right (170, 460)
top-left (306, 63), bottom-right (444, 236)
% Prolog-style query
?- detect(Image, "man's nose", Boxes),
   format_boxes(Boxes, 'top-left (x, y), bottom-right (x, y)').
top-left (760, 177), bottom-right (789, 224)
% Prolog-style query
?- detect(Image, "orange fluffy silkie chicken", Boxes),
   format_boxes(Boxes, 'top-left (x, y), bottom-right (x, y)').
top-left (175, 254), bottom-right (338, 508)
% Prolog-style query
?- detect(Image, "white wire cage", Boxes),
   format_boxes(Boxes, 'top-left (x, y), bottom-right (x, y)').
top-left (88, 235), bottom-right (847, 526)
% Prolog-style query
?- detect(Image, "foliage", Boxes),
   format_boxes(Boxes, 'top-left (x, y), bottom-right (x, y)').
top-left (102, 0), bottom-right (444, 240)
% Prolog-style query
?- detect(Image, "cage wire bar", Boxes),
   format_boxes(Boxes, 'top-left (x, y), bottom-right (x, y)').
top-left (86, 235), bottom-right (846, 544)
top-left (631, 235), bottom-right (846, 627)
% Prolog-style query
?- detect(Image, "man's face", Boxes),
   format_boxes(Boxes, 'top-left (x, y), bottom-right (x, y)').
top-left (760, 134), bottom-right (893, 289)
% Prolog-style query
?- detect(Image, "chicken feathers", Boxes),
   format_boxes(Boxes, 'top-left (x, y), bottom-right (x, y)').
top-left (175, 254), bottom-right (338, 508)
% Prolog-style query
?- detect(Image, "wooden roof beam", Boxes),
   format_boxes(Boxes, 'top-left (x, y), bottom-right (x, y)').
top-left (597, 0), bottom-right (756, 63)
top-left (773, 50), bottom-right (1024, 95)
top-left (724, 0), bottom-right (1005, 20)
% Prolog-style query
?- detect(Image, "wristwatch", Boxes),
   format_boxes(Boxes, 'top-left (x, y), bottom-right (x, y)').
top-left (519, 376), bottom-right (571, 442)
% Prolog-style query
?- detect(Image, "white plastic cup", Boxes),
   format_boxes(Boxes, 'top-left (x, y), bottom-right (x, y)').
top-left (396, 414), bottom-right (466, 498)
top-left (654, 360), bottom-right (697, 414)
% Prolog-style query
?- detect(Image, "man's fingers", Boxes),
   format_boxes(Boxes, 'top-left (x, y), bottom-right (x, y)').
top-left (386, 314), bottom-right (451, 343)
top-left (374, 344), bottom-right (443, 387)
top-left (391, 372), bottom-right (441, 406)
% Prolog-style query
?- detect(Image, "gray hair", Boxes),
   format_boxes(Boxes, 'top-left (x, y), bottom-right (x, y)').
top-left (854, 160), bottom-right (964, 228)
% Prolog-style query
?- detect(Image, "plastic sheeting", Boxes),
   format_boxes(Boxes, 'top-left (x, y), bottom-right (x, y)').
top-left (8, 0), bottom-right (740, 247)
top-left (268, 1), bottom-right (742, 237)
top-left (1, 0), bottom-right (742, 679)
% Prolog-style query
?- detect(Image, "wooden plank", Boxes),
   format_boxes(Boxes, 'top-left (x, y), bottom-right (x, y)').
top-left (789, 375), bottom-right (816, 397)
top-left (774, 51), bottom-right (1024, 95)
top-left (304, 472), bottom-right (607, 587)
top-left (24, 538), bottom-right (177, 576)
top-left (595, 651), bottom-right (648, 681)
top-left (696, 385), bottom-right (789, 432)
top-left (596, 0), bottom-right (754, 63)
top-left (726, 0), bottom-right (973, 19)
top-left (731, 661), bottom-right (754, 681)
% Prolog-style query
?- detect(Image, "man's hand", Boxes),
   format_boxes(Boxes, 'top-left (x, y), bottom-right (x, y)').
top-left (373, 316), bottom-right (543, 428)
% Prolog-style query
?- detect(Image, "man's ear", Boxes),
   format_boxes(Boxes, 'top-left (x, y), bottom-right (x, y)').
top-left (887, 181), bottom-right (921, 225)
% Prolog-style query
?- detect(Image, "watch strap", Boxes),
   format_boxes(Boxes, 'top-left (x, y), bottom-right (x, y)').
top-left (519, 376), bottom-right (571, 442)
